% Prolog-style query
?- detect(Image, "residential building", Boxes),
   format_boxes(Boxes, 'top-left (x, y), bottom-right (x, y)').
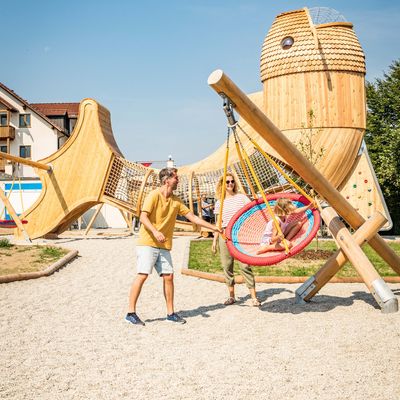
top-left (30, 102), bottom-right (79, 136)
top-left (0, 82), bottom-right (70, 177)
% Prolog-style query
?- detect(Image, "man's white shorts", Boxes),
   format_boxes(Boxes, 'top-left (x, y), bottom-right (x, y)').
top-left (136, 246), bottom-right (174, 275)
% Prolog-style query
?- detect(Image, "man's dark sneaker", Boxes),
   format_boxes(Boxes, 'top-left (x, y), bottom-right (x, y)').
top-left (166, 313), bottom-right (186, 324)
top-left (125, 312), bottom-right (145, 326)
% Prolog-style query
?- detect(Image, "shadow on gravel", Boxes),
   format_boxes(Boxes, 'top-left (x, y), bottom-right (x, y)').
top-left (145, 287), bottom-right (396, 322)
top-left (146, 302), bottom-right (229, 322)
top-left (144, 289), bottom-right (293, 322)
top-left (260, 290), bottom-right (380, 314)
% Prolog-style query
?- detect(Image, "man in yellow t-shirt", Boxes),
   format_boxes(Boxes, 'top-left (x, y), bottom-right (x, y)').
top-left (125, 167), bottom-right (220, 326)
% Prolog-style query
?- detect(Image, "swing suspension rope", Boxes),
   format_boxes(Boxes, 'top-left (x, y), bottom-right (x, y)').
top-left (218, 96), bottom-right (321, 266)
top-left (0, 163), bottom-right (28, 228)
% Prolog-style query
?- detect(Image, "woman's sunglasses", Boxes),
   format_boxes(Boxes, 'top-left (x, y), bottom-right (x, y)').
top-left (226, 180), bottom-right (235, 184)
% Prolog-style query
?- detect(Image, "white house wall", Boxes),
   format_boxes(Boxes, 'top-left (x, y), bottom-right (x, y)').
top-left (0, 87), bottom-right (60, 178)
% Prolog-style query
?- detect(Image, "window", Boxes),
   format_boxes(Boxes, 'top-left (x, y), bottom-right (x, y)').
top-left (0, 112), bottom-right (8, 126)
top-left (19, 114), bottom-right (31, 128)
top-left (0, 145), bottom-right (7, 153)
top-left (19, 145), bottom-right (31, 158)
top-left (281, 36), bottom-right (294, 50)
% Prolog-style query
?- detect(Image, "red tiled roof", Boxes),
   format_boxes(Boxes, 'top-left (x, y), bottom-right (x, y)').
top-left (30, 102), bottom-right (80, 117)
top-left (0, 82), bottom-right (68, 136)
top-left (0, 97), bottom-right (17, 111)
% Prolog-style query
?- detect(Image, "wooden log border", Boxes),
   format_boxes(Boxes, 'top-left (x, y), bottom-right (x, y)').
top-left (0, 248), bottom-right (78, 284)
top-left (180, 238), bottom-right (400, 284)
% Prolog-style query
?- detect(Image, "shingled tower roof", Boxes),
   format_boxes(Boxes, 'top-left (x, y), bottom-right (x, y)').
top-left (260, 8), bottom-right (366, 81)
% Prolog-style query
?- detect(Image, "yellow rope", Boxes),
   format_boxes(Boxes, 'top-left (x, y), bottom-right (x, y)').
top-left (234, 139), bottom-right (257, 199)
top-left (18, 169), bottom-right (25, 213)
top-left (238, 124), bottom-right (316, 205)
top-left (216, 131), bottom-right (230, 241)
top-left (0, 172), bottom-right (17, 220)
top-left (237, 134), bottom-right (290, 253)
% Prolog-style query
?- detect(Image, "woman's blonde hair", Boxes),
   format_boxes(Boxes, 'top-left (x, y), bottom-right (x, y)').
top-left (273, 198), bottom-right (296, 216)
top-left (215, 174), bottom-right (238, 199)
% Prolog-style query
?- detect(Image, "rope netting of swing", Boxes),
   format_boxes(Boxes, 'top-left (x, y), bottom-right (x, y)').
top-left (225, 193), bottom-right (320, 266)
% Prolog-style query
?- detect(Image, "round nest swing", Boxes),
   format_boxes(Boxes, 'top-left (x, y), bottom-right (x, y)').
top-left (0, 219), bottom-right (28, 229)
top-left (225, 193), bottom-right (320, 266)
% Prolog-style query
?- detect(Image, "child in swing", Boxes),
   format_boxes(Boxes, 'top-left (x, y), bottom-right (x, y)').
top-left (256, 198), bottom-right (314, 255)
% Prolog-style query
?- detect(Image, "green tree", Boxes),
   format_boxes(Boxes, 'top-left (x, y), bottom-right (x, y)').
top-left (366, 59), bottom-right (400, 234)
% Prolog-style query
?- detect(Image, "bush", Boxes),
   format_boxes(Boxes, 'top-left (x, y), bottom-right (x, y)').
top-left (0, 238), bottom-right (12, 249)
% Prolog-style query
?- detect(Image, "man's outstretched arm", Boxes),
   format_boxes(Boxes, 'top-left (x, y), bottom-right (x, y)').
top-left (185, 212), bottom-right (221, 233)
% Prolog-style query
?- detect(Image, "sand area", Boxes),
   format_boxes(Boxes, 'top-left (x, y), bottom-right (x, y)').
top-left (1, 234), bottom-right (399, 400)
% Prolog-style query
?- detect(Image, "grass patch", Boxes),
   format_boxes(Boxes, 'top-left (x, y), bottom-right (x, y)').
top-left (0, 244), bottom-right (69, 276)
top-left (188, 239), bottom-right (400, 278)
top-left (0, 238), bottom-right (13, 249)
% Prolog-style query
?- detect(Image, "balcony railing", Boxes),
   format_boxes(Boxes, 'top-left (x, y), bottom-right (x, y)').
top-left (0, 126), bottom-right (15, 140)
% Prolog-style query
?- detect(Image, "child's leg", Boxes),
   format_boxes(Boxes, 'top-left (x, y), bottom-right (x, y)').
top-left (256, 243), bottom-right (274, 254)
top-left (284, 220), bottom-right (304, 241)
top-left (256, 242), bottom-right (286, 254)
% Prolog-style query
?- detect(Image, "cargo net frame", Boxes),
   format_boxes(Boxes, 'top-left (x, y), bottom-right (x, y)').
top-left (103, 151), bottom-right (311, 220)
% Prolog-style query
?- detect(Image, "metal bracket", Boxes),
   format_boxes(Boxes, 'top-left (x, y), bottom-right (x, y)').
top-left (371, 278), bottom-right (398, 314)
top-left (295, 275), bottom-right (316, 304)
top-left (220, 94), bottom-right (238, 128)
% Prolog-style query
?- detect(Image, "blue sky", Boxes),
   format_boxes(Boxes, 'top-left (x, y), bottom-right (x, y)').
top-left (2, 1), bottom-right (399, 165)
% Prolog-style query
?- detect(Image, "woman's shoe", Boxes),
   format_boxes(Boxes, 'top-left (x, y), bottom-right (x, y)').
top-left (252, 298), bottom-right (261, 307)
top-left (224, 297), bottom-right (236, 305)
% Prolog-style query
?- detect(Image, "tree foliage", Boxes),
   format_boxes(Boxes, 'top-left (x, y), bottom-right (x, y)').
top-left (366, 60), bottom-right (400, 233)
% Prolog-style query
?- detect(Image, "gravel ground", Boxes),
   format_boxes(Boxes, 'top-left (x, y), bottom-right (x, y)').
top-left (1, 234), bottom-right (399, 400)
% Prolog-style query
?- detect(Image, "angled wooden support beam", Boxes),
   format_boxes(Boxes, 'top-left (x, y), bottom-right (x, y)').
top-left (119, 209), bottom-right (133, 230)
top-left (0, 188), bottom-right (31, 242)
top-left (207, 69), bottom-right (400, 275)
top-left (297, 208), bottom-right (397, 313)
top-left (0, 151), bottom-right (51, 171)
top-left (84, 203), bottom-right (104, 236)
top-left (296, 209), bottom-right (387, 304)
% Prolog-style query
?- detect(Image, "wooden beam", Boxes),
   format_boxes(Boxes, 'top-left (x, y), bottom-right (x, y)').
top-left (119, 209), bottom-right (132, 229)
top-left (84, 203), bottom-right (104, 236)
top-left (135, 168), bottom-right (154, 217)
top-left (0, 151), bottom-right (51, 171)
top-left (0, 188), bottom-right (31, 242)
top-left (299, 208), bottom-right (397, 313)
top-left (207, 69), bottom-right (400, 274)
top-left (304, 7), bottom-right (320, 49)
top-left (296, 209), bottom-right (387, 302)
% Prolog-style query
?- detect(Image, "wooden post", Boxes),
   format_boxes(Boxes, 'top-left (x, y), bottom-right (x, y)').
top-left (0, 151), bottom-right (51, 171)
top-left (194, 176), bottom-right (202, 218)
top-left (135, 168), bottom-right (154, 217)
top-left (297, 210), bottom-right (388, 303)
top-left (207, 69), bottom-right (400, 274)
top-left (298, 208), bottom-right (397, 313)
top-left (84, 203), bottom-right (104, 236)
top-left (0, 188), bottom-right (31, 242)
top-left (188, 171), bottom-right (198, 231)
top-left (119, 209), bottom-right (132, 230)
